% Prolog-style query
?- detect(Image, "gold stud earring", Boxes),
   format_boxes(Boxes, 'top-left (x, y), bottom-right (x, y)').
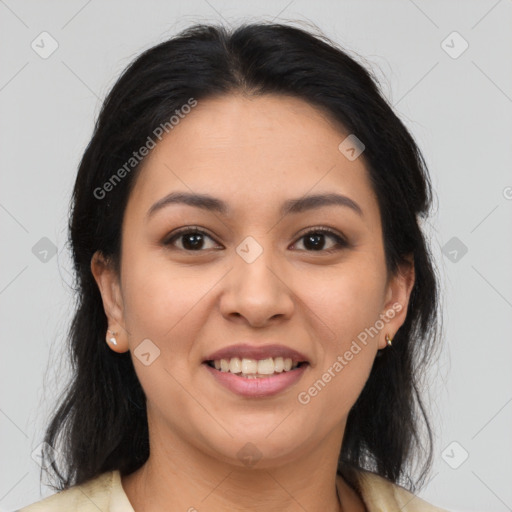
top-left (107, 329), bottom-right (118, 346)
top-left (385, 334), bottom-right (393, 347)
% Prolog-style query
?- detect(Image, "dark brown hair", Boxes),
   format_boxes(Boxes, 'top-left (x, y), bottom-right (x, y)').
top-left (42, 21), bottom-right (441, 494)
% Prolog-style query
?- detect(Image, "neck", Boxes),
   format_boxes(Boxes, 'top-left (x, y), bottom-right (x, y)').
top-left (121, 424), bottom-right (353, 512)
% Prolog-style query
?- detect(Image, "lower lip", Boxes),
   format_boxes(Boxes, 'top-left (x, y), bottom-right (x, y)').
top-left (203, 363), bottom-right (308, 398)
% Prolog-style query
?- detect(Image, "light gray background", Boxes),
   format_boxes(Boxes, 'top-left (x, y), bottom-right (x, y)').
top-left (1, 1), bottom-right (511, 511)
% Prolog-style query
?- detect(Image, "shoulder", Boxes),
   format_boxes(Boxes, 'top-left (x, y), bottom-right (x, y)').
top-left (343, 466), bottom-right (451, 512)
top-left (15, 471), bottom-right (116, 512)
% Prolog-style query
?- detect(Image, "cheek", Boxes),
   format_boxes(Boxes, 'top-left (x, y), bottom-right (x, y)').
top-left (121, 249), bottom-right (208, 340)
top-left (304, 260), bottom-right (387, 341)
top-left (298, 284), bottom-right (379, 416)
top-left (294, 257), bottom-right (385, 407)
top-left (119, 255), bottom-right (211, 409)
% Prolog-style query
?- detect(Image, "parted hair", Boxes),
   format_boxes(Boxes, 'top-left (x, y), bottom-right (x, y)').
top-left (41, 21), bottom-right (441, 494)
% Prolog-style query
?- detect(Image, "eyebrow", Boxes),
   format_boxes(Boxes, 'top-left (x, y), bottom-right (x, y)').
top-left (146, 191), bottom-right (363, 219)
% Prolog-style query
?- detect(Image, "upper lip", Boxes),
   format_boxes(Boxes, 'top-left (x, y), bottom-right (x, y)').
top-left (203, 344), bottom-right (309, 363)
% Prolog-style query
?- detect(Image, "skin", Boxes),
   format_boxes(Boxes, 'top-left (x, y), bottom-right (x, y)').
top-left (91, 93), bottom-right (415, 512)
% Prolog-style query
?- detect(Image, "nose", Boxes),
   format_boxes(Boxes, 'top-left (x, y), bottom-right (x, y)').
top-left (219, 245), bottom-right (295, 328)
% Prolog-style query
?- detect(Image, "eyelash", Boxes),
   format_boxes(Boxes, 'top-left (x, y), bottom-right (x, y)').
top-left (163, 226), bottom-right (349, 254)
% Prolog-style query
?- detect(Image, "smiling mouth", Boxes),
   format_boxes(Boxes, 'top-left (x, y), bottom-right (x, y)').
top-left (204, 358), bottom-right (309, 378)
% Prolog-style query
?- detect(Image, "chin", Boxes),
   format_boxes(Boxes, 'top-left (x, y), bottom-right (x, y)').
top-left (205, 431), bottom-right (311, 470)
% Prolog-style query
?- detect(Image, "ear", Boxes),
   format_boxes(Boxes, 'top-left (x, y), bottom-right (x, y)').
top-left (378, 254), bottom-right (415, 350)
top-left (90, 250), bottom-right (129, 353)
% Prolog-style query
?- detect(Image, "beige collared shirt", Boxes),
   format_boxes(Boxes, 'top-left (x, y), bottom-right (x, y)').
top-left (16, 468), bottom-right (450, 511)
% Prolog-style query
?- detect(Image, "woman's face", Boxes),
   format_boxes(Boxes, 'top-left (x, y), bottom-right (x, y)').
top-left (92, 93), bottom-right (414, 469)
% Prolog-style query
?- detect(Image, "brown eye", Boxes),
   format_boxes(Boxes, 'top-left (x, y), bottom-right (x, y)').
top-left (163, 226), bottom-right (348, 253)
top-left (293, 228), bottom-right (348, 252)
top-left (164, 228), bottom-right (220, 251)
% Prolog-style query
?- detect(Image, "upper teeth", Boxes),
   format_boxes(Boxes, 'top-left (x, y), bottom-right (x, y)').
top-left (212, 357), bottom-right (299, 375)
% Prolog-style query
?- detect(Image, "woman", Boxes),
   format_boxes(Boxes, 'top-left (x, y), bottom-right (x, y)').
top-left (17, 21), bottom-right (448, 512)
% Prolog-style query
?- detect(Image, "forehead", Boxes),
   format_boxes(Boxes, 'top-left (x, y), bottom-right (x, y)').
top-left (125, 94), bottom-right (379, 225)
